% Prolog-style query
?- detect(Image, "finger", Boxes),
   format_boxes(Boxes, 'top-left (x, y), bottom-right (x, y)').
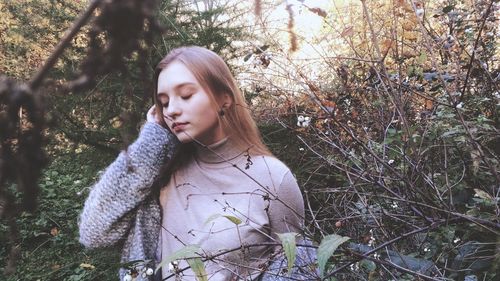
top-left (148, 105), bottom-right (156, 114)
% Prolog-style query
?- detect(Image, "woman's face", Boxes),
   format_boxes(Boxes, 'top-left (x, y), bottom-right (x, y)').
top-left (157, 61), bottom-right (227, 145)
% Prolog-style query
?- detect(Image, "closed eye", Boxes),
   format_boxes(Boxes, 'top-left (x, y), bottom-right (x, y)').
top-left (181, 94), bottom-right (192, 100)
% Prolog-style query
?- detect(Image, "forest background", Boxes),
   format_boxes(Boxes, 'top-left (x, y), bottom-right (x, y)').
top-left (0, 0), bottom-right (499, 280)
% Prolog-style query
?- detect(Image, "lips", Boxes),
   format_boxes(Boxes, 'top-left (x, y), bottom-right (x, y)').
top-left (171, 122), bottom-right (189, 132)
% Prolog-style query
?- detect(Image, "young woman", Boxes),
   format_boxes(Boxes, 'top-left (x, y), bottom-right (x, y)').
top-left (79, 46), bottom-right (306, 281)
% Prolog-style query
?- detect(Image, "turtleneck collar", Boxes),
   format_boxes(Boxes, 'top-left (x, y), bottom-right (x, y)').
top-left (194, 137), bottom-right (247, 165)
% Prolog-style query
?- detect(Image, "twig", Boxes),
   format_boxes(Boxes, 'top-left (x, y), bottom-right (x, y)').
top-left (29, 0), bottom-right (101, 90)
top-left (323, 218), bottom-right (455, 280)
top-left (459, 0), bottom-right (495, 101)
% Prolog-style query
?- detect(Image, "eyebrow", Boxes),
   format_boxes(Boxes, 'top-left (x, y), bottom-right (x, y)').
top-left (157, 82), bottom-right (197, 96)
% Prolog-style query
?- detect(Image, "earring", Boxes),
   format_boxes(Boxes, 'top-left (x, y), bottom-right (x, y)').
top-left (219, 103), bottom-right (228, 116)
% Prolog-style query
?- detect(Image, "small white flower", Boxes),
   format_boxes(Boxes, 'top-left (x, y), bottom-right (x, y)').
top-left (416, 8), bottom-right (424, 18)
top-left (168, 261), bottom-right (178, 273)
top-left (297, 115), bottom-right (305, 127)
top-left (299, 147), bottom-right (304, 151)
top-left (391, 202), bottom-right (399, 209)
top-left (388, 159), bottom-right (395, 165)
top-left (303, 116), bottom-right (311, 127)
top-left (464, 28), bottom-right (473, 34)
top-left (76, 191), bottom-right (82, 196)
top-left (456, 102), bottom-right (464, 109)
top-left (374, 253), bottom-right (380, 259)
top-left (368, 231), bottom-right (376, 246)
top-left (73, 180), bottom-right (81, 185)
top-left (124, 274), bottom-right (133, 281)
top-left (146, 268), bottom-right (154, 276)
top-left (297, 115), bottom-right (311, 127)
top-left (424, 247), bottom-right (430, 252)
top-left (453, 238), bottom-right (461, 244)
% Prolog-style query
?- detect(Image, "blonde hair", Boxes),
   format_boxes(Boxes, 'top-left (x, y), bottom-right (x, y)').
top-left (153, 46), bottom-right (272, 173)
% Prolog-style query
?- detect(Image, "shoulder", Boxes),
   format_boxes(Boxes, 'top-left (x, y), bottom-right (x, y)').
top-left (249, 155), bottom-right (292, 176)
top-left (245, 155), bottom-right (297, 190)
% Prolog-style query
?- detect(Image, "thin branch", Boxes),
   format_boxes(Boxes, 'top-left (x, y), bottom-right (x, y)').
top-left (29, 0), bottom-right (101, 90)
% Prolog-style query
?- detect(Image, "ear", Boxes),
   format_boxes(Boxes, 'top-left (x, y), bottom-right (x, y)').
top-left (221, 93), bottom-right (233, 108)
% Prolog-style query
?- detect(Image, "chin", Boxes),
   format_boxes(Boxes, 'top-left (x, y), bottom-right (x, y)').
top-left (175, 133), bottom-right (194, 144)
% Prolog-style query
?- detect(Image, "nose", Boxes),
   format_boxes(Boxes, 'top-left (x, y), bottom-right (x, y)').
top-left (164, 98), bottom-right (181, 119)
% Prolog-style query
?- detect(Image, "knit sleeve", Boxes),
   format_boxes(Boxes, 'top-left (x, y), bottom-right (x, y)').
top-left (267, 170), bottom-right (305, 240)
top-left (78, 122), bottom-right (178, 249)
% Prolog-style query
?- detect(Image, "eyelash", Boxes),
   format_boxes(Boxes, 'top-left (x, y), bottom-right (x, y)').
top-left (160, 93), bottom-right (192, 108)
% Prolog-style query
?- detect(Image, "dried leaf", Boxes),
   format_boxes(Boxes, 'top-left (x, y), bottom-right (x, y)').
top-left (473, 189), bottom-right (493, 200)
top-left (50, 227), bottom-right (59, 236)
top-left (341, 26), bottom-right (354, 38)
top-left (79, 263), bottom-right (95, 270)
top-left (381, 39), bottom-right (394, 54)
top-left (402, 19), bottom-right (415, 31)
top-left (403, 32), bottom-right (418, 41)
top-left (309, 7), bottom-right (327, 18)
top-left (425, 99), bottom-right (434, 110)
top-left (401, 49), bottom-right (417, 58)
top-left (393, 0), bottom-right (405, 8)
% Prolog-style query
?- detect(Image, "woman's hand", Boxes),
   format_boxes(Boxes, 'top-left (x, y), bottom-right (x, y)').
top-left (146, 105), bottom-right (162, 124)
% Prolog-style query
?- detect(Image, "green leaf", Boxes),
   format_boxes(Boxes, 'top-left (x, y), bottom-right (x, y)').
top-left (243, 53), bottom-right (253, 62)
top-left (222, 215), bottom-right (242, 225)
top-left (442, 5), bottom-right (454, 13)
top-left (204, 214), bottom-right (222, 225)
top-left (155, 245), bottom-right (201, 274)
top-left (277, 232), bottom-right (298, 275)
top-left (186, 257), bottom-right (208, 281)
top-left (318, 234), bottom-right (350, 277)
top-left (418, 52), bottom-right (427, 64)
top-left (204, 214), bottom-right (242, 226)
top-left (359, 259), bottom-right (376, 272)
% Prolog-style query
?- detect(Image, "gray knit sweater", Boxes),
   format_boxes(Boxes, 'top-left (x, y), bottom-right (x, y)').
top-left (78, 122), bottom-right (317, 281)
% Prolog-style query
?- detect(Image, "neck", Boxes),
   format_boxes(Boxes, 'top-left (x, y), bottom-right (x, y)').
top-left (194, 137), bottom-right (246, 164)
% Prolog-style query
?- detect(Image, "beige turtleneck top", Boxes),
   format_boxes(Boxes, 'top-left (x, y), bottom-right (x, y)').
top-left (158, 137), bottom-right (304, 280)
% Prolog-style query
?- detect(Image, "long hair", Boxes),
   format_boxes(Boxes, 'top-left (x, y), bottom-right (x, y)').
top-left (152, 46), bottom-right (272, 182)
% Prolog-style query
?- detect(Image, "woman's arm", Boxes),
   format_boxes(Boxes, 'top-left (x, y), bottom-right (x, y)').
top-left (268, 170), bottom-right (305, 239)
top-left (264, 172), bottom-right (319, 280)
top-left (78, 122), bottom-right (178, 248)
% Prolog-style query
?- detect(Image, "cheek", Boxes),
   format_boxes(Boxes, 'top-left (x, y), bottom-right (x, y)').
top-left (161, 108), bottom-right (168, 120)
top-left (192, 98), bottom-right (217, 121)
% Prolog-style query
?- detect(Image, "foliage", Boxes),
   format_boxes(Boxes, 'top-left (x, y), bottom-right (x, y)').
top-left (317, 234), bottom-right (350, 277)
top-left (0, 0), bottom-right (85, 80)
top-left (0, 146), bottom-right (119, 280)
top-left (239, 0), bottom-right (499, 280)
top-left (1, 0), bottom-right (499, 280)
top-left (277, 232), bottom-right (298, 274)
